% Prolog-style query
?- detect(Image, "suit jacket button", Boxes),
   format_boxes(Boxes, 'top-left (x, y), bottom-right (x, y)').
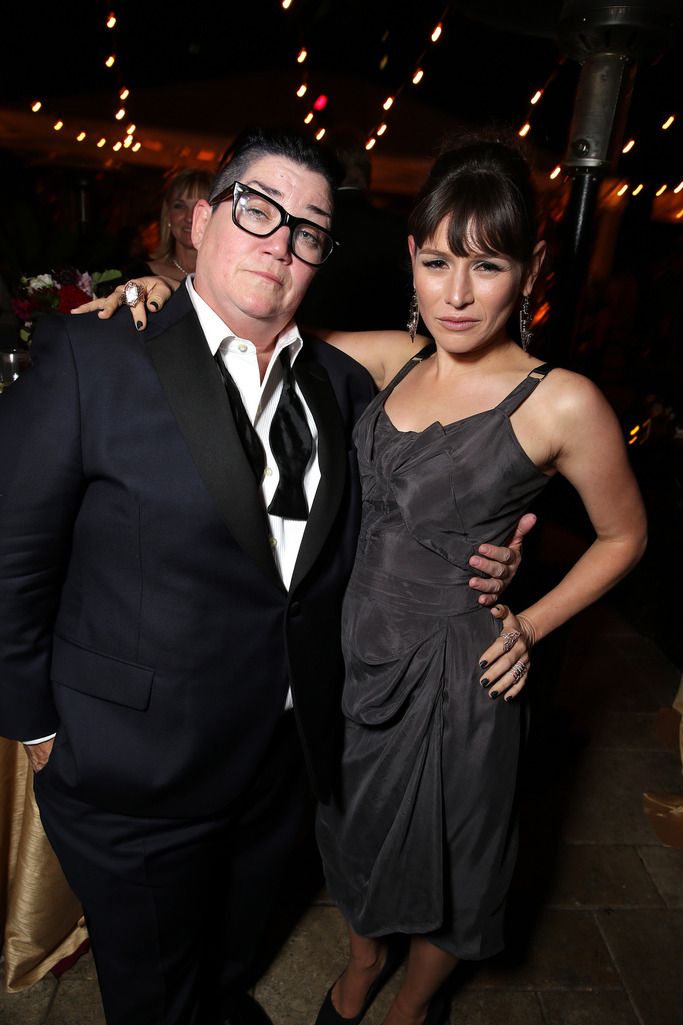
top-left (290, 601), bottom-right (302, 617)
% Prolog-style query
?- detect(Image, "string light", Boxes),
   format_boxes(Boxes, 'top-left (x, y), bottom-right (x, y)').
top-left (632, 183), bottom-right (644, 195)
top-left (617, 183), bottom-right (629, 196)
top-left (377, 123), bottom-right (388, 136)
top-left (132, 141), bottom-right (142, 152)
top-left (105, 55), bottom-right (116, 68)
top-left (297, 48), bottom-right (307, 63)
top-left (97, 137), bottom-right (107, 148)
top-left (518, 122), bottom-right (531, 137)
top-left (550, 165), bottom-right (562, 179)
top-left (661, 115), bottom-right (675, 130)
top-left (282, 0), bottom-right (293, 8)
top-left (656, 184), bottom-right (668, 196)
top-left (124, 135), bottom-right (133, 148)
top-left (313, 94), bottom-right (328, 111)
top-left (126, 123), bottom-right (136, 134)
top-left (76, 131), bottom-right (86, 142)
top-left (382, 96), bottom-right (394, 111)
top-left (379, 54), bottom-right (389, 70)
top-left (315, 127), bottom-right (326, 140)
top-left (304, 112), bottom-right (314, 124)
top-left (113, 141), bottom-right (122, 151)
top-left (31, 100), bottom-right (42, 112)
top-left (115, 108), bottom-right (126, 120)
top-left (677, 209), bottom-right (683, 218)
top-left (296, 83), bottom-right (307, 98)
top-left (674, 181), bottom-right (683, 193)
top-left (622, 138), bottom-right (635, 153)
top-left (106, 13), bottom-right (116, 29)
top-left (530, 89), bottom-right (543, 105)
top-left (365, 138), bottom-right (376, 151)
top-left (120, 87), bottom-right (129, 100)
top-left (431, 22), bottom-right (443, 43)
top-left (53, 120), bottom-right (63, 131)
top-left (412, 68), bottom-right (424, 85)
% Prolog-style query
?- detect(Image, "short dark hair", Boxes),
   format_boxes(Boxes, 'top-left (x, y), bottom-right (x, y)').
top-left (209, 127), bottom-right (342, 204)
top-left (409, 135), bottom-right (538, 265)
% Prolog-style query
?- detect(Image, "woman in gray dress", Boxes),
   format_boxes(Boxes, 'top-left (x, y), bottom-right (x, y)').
top-left (313, 138), bottom-right (647, 1025)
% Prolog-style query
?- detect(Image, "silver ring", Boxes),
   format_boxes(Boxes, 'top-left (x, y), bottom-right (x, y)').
top-left (502, 630), bottom-right (520, 654)
top-left (120, 280), bottom-right (147, 307)
top-left (510, 661), bottom-right (528, 684)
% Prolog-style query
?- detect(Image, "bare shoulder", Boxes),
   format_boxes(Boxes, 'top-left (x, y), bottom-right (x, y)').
top-left (541, 367), bottom-right (614, 420)
top-left (316, 329), bottom-right (418, 389)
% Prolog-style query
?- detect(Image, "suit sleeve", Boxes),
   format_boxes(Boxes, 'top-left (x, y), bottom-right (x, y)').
top-left (0, 317), bottom-right (84, 740)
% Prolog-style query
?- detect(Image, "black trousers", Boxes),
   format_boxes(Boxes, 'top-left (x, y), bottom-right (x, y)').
top-left (35, 713), bottom-right (311, 1025)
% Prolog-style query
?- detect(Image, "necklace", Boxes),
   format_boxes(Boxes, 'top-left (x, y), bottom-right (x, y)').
top-left (171, 256), bottom-right (190, 276)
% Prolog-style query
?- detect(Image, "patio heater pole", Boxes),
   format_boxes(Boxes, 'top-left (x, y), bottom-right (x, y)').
top-left (549, 0), bottom-right (678, 363)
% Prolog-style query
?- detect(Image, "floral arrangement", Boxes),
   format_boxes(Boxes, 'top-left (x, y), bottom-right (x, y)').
top-left (11, 267), bottom-right (120, 343)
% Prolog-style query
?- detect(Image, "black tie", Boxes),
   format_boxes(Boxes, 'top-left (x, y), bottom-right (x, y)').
top-left (213, 347), bottom-right (312, 521)
top-left (267, 348), bottom-right (313, 521)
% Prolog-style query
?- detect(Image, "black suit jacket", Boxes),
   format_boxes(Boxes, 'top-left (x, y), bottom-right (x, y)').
top-left (0, 287), bottom-right (375, 816)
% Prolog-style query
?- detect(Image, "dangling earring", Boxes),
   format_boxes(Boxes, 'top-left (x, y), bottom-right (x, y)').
top-left (519, 294), bottom-right (532, 352)
top-left (407, 289), bottom-right (419, 342)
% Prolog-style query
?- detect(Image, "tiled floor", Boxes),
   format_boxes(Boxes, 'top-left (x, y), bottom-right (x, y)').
top-left (1, 600), bottom-right (682, 1025)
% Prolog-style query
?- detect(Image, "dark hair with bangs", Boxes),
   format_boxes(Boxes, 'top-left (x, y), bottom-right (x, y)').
top-left (409, 137), bottom-right (537, 265)
top-left (209, 127), bottom-right (342, 204)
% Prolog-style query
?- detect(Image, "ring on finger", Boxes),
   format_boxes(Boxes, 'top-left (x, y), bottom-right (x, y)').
top-left (502, 630), bottom-right (520, 653)
top-left (510, 660), bottom-right (528, 684)
top-left (120, 280), bottom-right (147, 307)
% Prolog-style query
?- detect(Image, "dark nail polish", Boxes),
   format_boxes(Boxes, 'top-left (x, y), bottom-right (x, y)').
top-left (489, 690), bottom-right (499, 700)
top-left (479, 660), bottom-right (488, 670)
top-left (149, 301), bottom-right (159, 311)
top-left (480, 677), bottom-right (490, 688)
top-left (136, 320), bottom-right (143, 330)
top-left (504, 695), bottom-right (512, 703)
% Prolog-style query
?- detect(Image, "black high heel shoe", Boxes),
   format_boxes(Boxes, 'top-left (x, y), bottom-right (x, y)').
top-left (314, 945), bottom-right (403, 1025)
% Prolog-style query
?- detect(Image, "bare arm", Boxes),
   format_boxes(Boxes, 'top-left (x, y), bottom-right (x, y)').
top-left (517, 374), bottom-right (647, 646)
top-left (315, 328), bottom-right (423, 390)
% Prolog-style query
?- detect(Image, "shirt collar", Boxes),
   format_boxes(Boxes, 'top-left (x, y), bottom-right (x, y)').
top-left (185, 275), bottom-right (303, 363)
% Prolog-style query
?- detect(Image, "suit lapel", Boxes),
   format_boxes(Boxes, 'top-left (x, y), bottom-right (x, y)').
top-left (145, 305), bottom-right (283, 590)
top-left (290, 348), bottom-right (348, 593)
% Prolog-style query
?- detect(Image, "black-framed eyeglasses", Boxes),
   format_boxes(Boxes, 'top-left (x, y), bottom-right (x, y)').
top-left (210, 181), bottom-right (338, 266)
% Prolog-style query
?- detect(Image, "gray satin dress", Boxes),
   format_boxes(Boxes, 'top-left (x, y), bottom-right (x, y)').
top-left (316, 346), bottom-right (553, 960)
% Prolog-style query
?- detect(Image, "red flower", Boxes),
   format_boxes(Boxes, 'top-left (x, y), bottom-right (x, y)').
top-left (57, 284), bottom-right (92, 313)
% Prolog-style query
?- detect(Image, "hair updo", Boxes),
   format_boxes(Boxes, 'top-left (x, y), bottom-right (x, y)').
top-left (409, 137), bottom-right (538, 266)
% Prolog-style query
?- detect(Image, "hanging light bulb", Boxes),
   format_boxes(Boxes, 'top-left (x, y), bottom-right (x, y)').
top-left (105, 55), bottom-right (116, 68)
top-left (132, 141), bottom-right (142, 152)
top-left (106, 13), bottom-right (116, 28)
top-left (124, 135), bottom-right (133, 148)
top-left (383, 95), bottom-right (394, 111)
top-left (656, 184), bottom-right (668, 196)
top-left (115, 108), bottom-right (126, 120)
top-left (431, 22), bottom-right (442, 43)
top-left (282, 0), bottom-right (293, 8)
top-left (661, 115), bottom-right (675, 130)
top-left (674, 181), bottom-right (683, 193)
top-left (120, 87), bottom-right (130, 100)
top-left (377, 123), bottom-right (387, 136)
top-left (366, 138), bottom-right (376, 151)
top-left (31, 100), bottom-right (42, 112)
top-left (518, 123), bottom-right (531, 137)
top-left (297, 48), bottom-right (307, 63)
top-left (530, 89), bottom-right (543, 105)
top-left (304, 112), bottom-right (314, 124)
top-left (622, 138), bottom-right (635, 153)
top-left (296, 83), bottom-right (307, 98)
top-left (126, 123), bottom-right (136, 134)
top-left (550, 165), bottom-right (562, 179)
top-left (412, 68), bottom-right (424, 85)
top-left (632, 183), bottom-right (644, 196)
top-left (617, 183), bottom-right (629, 196)
top-left (315, 127), bottom-right (326, 141)
top-left (76, 131), bottom-right (86, 142)
top-left (97, 137), bottom-right (107, 148)
top-left (53, 120), bottom-right (63, 131)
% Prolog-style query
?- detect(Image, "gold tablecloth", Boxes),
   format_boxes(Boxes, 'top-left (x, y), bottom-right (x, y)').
top-left (0, 738), bottom-right (86, 992)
